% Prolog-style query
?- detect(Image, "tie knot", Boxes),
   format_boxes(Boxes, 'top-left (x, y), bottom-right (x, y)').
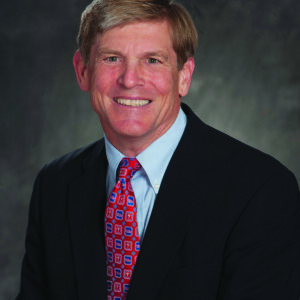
top-left (117, 157), bottom-right (141, 182)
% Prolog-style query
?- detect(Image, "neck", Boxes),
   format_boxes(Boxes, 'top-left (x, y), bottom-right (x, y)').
top-left (103, 109), bottom-right (181, 157)
top-left (106, 124), bottom-right (174, 157)
top-left (107, 135), bottom-right (156, 157)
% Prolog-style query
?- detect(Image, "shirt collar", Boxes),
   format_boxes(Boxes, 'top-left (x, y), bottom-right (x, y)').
top-left (105, 108), bottom-right (187, 194)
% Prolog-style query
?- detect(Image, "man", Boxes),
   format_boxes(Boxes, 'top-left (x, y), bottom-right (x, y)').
top-left (16, 0), bottom-right (300, 299)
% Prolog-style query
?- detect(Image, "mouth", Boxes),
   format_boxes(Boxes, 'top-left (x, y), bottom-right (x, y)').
top-left (113, 97), bottom-right (151, 107)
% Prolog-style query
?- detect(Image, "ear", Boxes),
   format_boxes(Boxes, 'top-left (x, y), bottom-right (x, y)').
top-left (178, 57), bottom-right (195, 97)
top-left (73, 50), bottom-right (90, 91)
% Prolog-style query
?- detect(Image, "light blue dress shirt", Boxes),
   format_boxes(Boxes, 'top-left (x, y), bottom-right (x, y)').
top-left (105, 108), bottom-right (187, 242)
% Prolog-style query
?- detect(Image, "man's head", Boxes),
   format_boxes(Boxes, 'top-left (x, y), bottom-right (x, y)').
top-left (77, 0), bottom-right (197, 70)
top-left (73, 0), bottom-right (197, 156)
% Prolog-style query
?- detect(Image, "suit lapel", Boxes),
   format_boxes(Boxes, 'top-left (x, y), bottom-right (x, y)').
top-left (68, 141), bottom-right (108, 300)
top-left (127, 104), bottom-right (215, 300)
top-left (128, 169), bottom-right (202, 300)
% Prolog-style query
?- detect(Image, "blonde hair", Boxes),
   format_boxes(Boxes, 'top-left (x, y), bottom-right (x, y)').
top-left (77, 0), bottom-right (198, 69)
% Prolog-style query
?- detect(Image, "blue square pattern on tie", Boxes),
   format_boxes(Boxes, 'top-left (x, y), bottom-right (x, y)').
top-left (116, 210), bottom-right (123, 220)
top-left (115, 239), bottom-right (122, 249)
top-left (124, 226), bottom-right (133, 236)
top-left (135, 241), bottom-right (140, 251)
top-left (106, 223), bottom-right (113, 233)
top-left (109, 192), bottom-right (117, 203)
top-left (121, 159), bottom-right (129, 167)
top-left (115, 268), bottom-right (122, 278)
top-left (127, 196), bottom-right (134, 206)
top-left (124, 255), bottom-right (132, 265)
top-left (107, 251), bottom-right (113, 262)
top-left (121, 178), bottom-right (126, 189)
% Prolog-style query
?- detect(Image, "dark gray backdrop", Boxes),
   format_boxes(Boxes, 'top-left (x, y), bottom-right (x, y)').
top-left (1, 0), bottom-right (300, 299)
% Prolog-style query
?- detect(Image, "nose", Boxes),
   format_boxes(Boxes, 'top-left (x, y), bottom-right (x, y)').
top-left (117, 61), bottom-right (144, 88)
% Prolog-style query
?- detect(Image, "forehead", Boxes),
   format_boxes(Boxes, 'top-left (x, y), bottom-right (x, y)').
top-left (94, 19), bottom-right (174, 53)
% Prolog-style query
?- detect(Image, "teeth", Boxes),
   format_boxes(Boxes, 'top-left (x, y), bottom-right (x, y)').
top-left (114, 98), bottom-right (150, 106)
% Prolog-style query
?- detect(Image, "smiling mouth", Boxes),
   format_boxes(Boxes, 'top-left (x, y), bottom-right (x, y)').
top-left (113, 98), bottom-right (151, 107)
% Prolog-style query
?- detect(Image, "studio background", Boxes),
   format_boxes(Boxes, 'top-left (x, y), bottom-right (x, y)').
top-left (1, 0), bottom-right (299, 299)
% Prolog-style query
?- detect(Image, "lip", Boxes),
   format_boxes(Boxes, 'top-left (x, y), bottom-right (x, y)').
top-left (113, 97), bottom-right (152, 107)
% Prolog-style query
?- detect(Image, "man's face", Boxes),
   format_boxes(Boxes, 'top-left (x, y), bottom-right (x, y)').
top-left (74, 20), bottom-right (194, 155)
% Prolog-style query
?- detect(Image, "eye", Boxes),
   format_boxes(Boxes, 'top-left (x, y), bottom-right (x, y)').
top-left (147, 57), bottom-right (161, 64)
top-left (104, 56), bottom-right (119, 63)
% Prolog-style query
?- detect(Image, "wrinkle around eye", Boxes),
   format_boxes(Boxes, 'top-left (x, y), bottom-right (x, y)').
top-left (146, 58), bottom-right (162, 64)
top-left (103, 56), bottom-right (122, 64)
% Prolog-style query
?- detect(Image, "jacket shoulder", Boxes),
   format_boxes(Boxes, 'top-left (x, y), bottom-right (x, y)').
top-left (40, 139), bottom-right (105, 182)
top-left (182, 103), bottom-right (296, 186)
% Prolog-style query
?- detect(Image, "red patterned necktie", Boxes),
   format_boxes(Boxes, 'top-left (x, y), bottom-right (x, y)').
top-left (105, 157), bottom-right (142, 300)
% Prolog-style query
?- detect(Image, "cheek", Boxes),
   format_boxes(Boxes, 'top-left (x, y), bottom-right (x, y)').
top-left (89, 81), bottom-right (108, 114)
top-left (90, 75), bottom-right (115, 110)
top-left (92, 65), bottom-right (119, 93)
top-left (93, 74), bottom-right (110, 94)
top-left (149, 70), bottom-right (178, 97)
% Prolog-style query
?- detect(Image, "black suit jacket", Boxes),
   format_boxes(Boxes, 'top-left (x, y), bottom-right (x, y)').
top-left (17, 104), bottom-right (300, 299)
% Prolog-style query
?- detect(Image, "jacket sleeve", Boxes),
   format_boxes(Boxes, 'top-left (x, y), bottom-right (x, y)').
top-left (16, 168), bottom-right (49, 300)
top-left (217, 168), bottom-right (300, 299)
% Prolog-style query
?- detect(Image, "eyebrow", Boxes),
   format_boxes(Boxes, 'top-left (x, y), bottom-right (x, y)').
top-left (143, 51), bottom-right (169, 61)
top-left (95, 48), bottom-right (122, 59)
top-left (95, 48), bottom-right (169, 61)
